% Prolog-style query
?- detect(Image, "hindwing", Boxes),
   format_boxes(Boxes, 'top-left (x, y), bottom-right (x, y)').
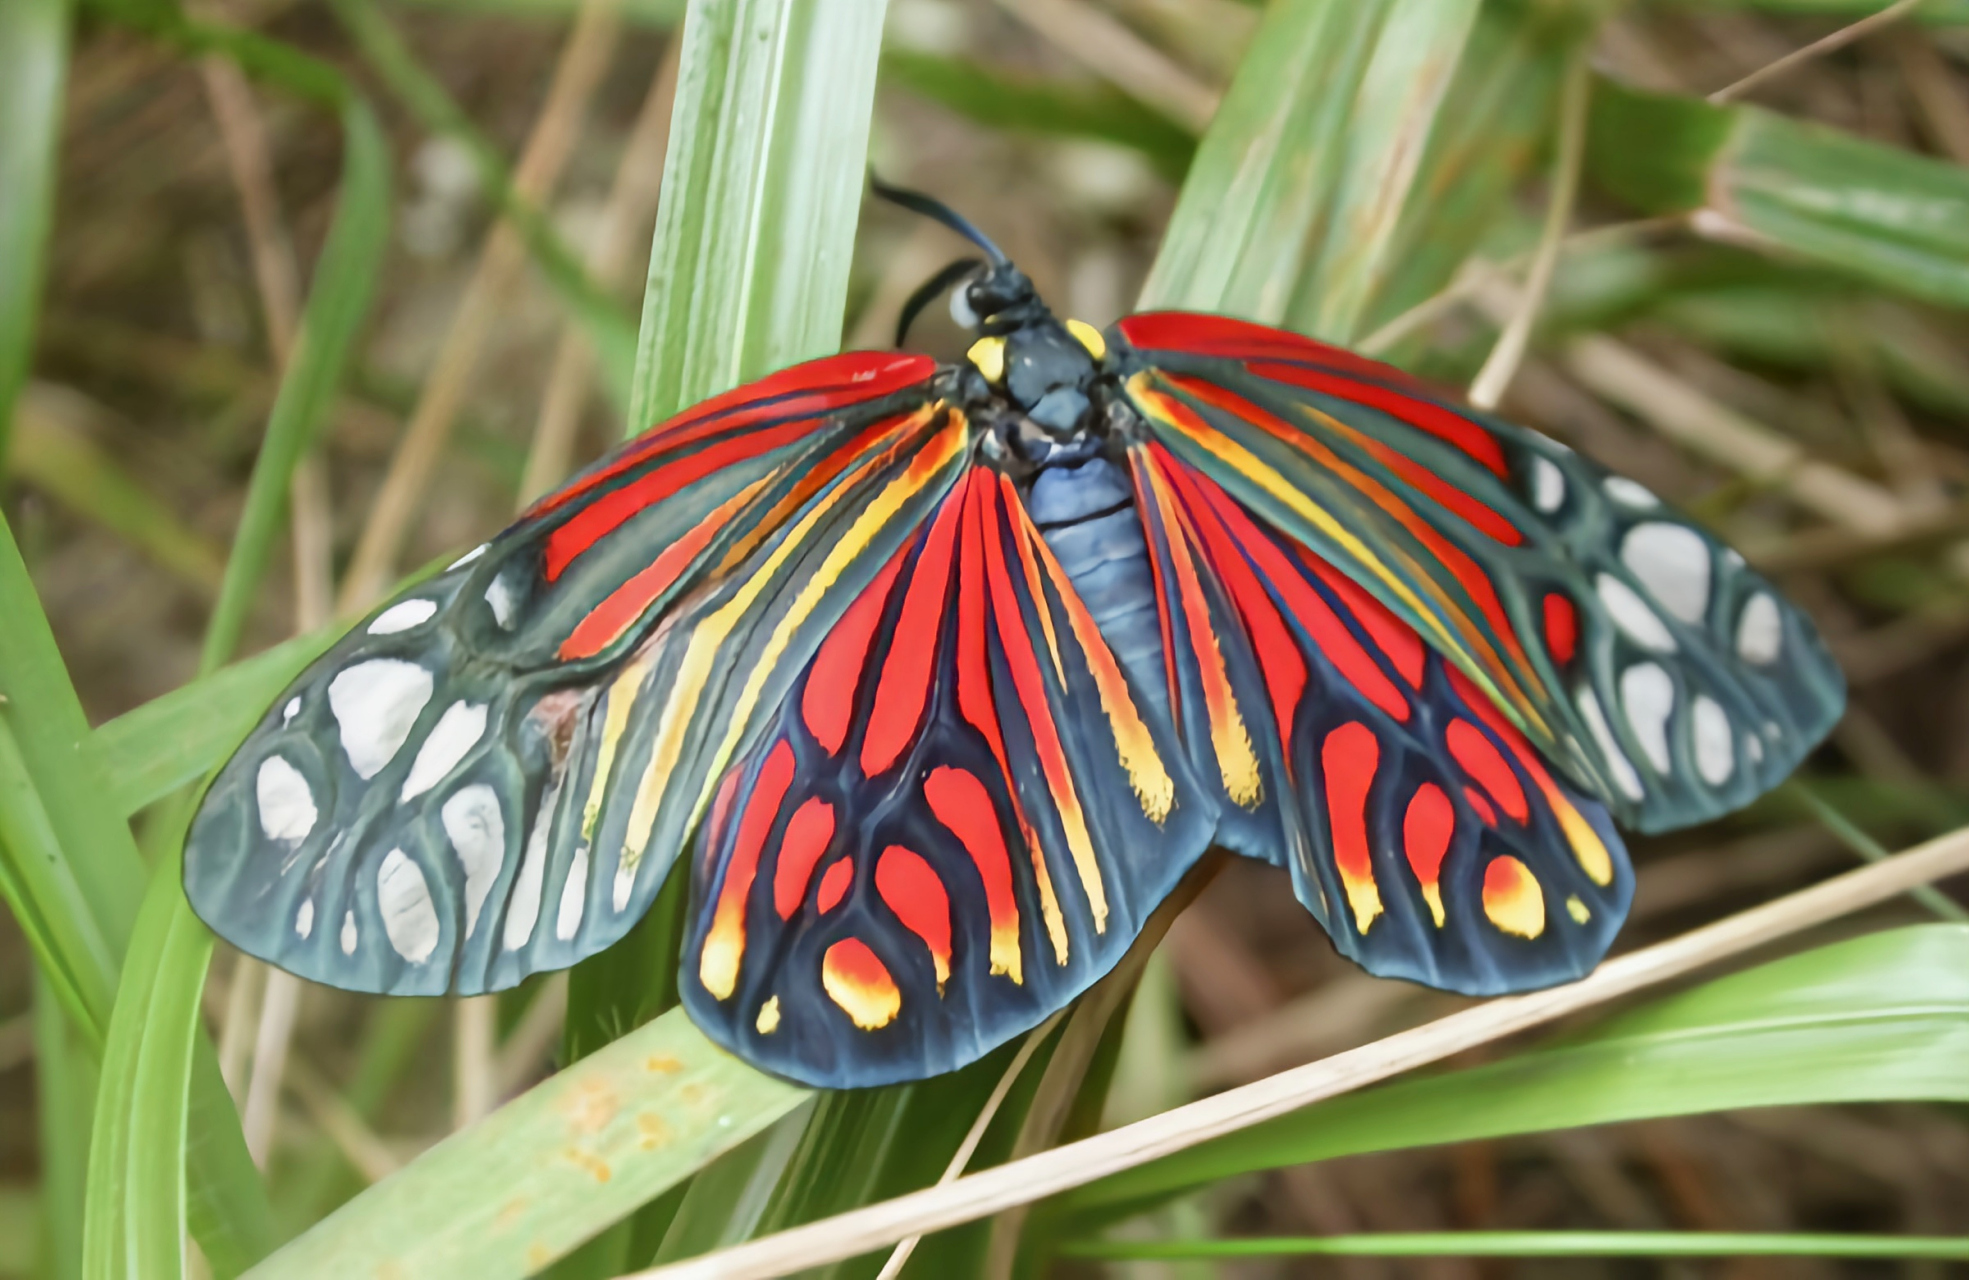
top-left (183, 352), bottom-right (957, 995)
top-left (1116, 312), bottom-right (1843, 834)
top-left (680, 467), bottom-right (1215, 1087)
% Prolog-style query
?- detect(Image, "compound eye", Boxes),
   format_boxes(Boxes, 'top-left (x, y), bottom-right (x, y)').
top-left (949, 285), bottom-right (979, 329)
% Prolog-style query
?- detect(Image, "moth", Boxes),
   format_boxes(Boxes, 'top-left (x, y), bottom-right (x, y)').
top-left (184, 186), bottom-right (1843, 1088)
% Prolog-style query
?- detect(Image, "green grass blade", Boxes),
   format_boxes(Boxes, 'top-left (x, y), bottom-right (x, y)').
top-left (10, 396), bottom-right (227, 596)
top-left (329, 0), bottom-right (639, 407)
top-left (1589, 79), bottom-right (1969, 310)
top-left (34, 972), bottom-right (97, 1280)
top-left (879, 51), bottom-right (1195, 183)
top-left (91, 627), bottom-right (338, 817)
top-left (1060, 924), bottom-right (1969, 1218)
top-left (1287, 0), bottom-right (1481, 342)
top-left (240, 1009), bottom-right (806, 1280)
top-left (628, 0), bottom-right (890, 429)
top-left (0, 0), bottom-right (71, 473)
top-left (1063, 1232), bottom-right (1969, 1260)
top-left (80, 846), bottom-right (212, 1280)
top-left (199, 97), bottom-right (389, 670)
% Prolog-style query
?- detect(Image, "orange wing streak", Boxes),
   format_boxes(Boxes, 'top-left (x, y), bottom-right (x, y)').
top-left (821, 937), bottom-right (902, 1029)
top-left (1001, 474), bottom-right (1065, 684)
top-left (1008, 478), bottom-right (1175, 825)
top-left (1137, 452), bottom-right (1263, 808)
top-left (956, 476), bottom-right (1068, 964)
top-left (1447, 667), bottom-right (1614, 887)
top-left (699, 739), bottom-right (795, 1000)
top-left (923, 765), bottom-right (1023, 982)
top-left (1127, 456), bottom-right (1183, 729)
top-left (977, 479), bottom-right (1109, 934)
top-left (1481, 856), bottom-right (1546, 938)
top-left (874, 845), bottom-right (953, 991)
top-left (559, 476), bottom-right (773, 660)
top-left (1321, 721), bottom-right (1385, 933)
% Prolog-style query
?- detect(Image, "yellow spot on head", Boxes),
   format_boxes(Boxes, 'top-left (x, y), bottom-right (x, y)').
top-left (1566, 895), bottom-right (1590, 924)
top-left (755, 995), bottom-right (781, 1034)
top-left (1065, 318), bottom-right (1106, 360)
top-left (968, 335), bottom-right (1006, 382)
top-left (1482, 856), bottom-right (1546, 938)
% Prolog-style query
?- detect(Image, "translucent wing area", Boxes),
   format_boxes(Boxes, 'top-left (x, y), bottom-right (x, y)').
top-left (183, 352), bottom-right (959, 996)
top-left (680, 467), bottom-right (1215, 1087)
top-left (1133, 443), bottom-right (1630, 994)
top-left (1116, 312), bottom-right (1844, 834)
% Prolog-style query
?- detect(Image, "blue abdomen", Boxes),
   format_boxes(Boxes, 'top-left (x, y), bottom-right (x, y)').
top-left (1026, 456), bottom-right (1168, 714)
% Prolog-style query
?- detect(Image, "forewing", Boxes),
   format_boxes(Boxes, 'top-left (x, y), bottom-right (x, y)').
top-left (1132, 443), bottom-right (1629, 994)
top-left (182, 352), bottom-right (955, 996)
top-left (680, 467), bottom-right (1216, 1087)
top-left (1116, 311), bottom-right (1843, 833)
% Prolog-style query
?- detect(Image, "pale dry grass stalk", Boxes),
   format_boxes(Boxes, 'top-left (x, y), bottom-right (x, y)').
top-left (1466, 54), bottom-right (1589, 412)
top-left (873, 1013), bottom-right (1064, 1280)
top-left (992, 0), bottom-right (1220, 134)
top-left (1708, 0), bottom-right (1929, 105)
top-left (518, 36), bottom-right (681, 502)
top-left (629, 823), bottom-right (1969, 1280)
top-left (452, 996), bottom-right (498, 1130)
top-left (338, 0), bottom-right (622, 609)
top-left (492, 972), bottom-right (568, 1097)
top-left (286, 1057), bottom-right (403, 1184)
top-left (199, 38), bottom-right (334, 1164)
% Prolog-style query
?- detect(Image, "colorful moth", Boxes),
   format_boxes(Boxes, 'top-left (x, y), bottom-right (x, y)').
top-left (183, 186), bottom-right (1843, 1089)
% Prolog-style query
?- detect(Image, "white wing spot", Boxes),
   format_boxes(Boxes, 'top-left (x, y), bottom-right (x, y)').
top-left (1604, 477), bottom-right (1659, 507)
top-left (613, 859), bottom-right (635, 913)
top-left (399, 701), bottom-right (488, 800)
top-left (1577, 688), bottom-right (1644, 801)
top-left (256, 756), bottom-right (318, 843)
top-left (341, 909), bottom-right (358, 955)
top-left (556, 846), bottom-right (588, 942)
top-left (1619, 663), bottom-right (1675, 775)
top-left (368, 598), bottom-right (438, 635)
top-left (328, 660), bottom-right (434, 779)
top-left (295, 899), bottom-right (315, 939)
top-left (448, 544), bottom-right (487, 570)
top-left (1596, 575), bottom-right (1676, 652)
top-left (1693, 695), bottom-right (1734, 785)
top-left (441, 784), bottom-right (505, 939)
top-left (1530, 457), bottom-right (1566, 513)
top-left (1736, 593), bottom-right (1782, 664)
top-left (282, 697), bottom-right (301, 725)
top-left (1745, 733), bottom-right (1765, 764)
top-left (378, 849), bottom-right (441, 964)
top-left (504, 784), bottom-right (557, 951)
top-left (485, 577), bottom-right (515, 628)
top-left (1621, 522), bottom-right (1710, 624)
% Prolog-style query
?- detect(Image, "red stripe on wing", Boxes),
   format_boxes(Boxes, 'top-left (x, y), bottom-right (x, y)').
top-left (875, 845), bottom-right (953, 989)
top-left (530, 352), bottom-right (934, 517)
top-left (772, 797), bottom-right (837, 920)
top-left (803, 551), bottom-right (908, 755)
top-left (861, 491), bottom-right (965, 776)
top-left (1245, 362), bottom-right (1509, 479)
top-left (1117, 312), bottom-right (1421, 388)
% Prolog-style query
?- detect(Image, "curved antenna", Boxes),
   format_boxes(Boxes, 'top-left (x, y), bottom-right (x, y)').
top-left (870, 176), bottom-right (1008, 265)
top-left (895, 256), bottom-right (985, 346)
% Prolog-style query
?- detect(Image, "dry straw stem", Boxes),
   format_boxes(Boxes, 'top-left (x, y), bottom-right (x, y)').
top-left (1707, 0), bottom-right (1929, 105)
top-left (873, 1013), bottom-right (1063, 1280)
top-left (1466, 53), bottom-right (1589, 412)
top-left (630, 823), bottom-right (1969, 1280)
top-left (338, 0), bottom-right (620, 611)
top-left (992, 0), bottom-right (1220, 134)
top-left (285, 1056), bottom-right (402, 1185)
top-left (519, 37), bottom-right (681, 502)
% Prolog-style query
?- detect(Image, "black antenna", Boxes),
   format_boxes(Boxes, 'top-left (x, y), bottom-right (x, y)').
top-left (895, 256), bottom-right (985, 346)
top-left (870, 176), bottom-right (1009, 265)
